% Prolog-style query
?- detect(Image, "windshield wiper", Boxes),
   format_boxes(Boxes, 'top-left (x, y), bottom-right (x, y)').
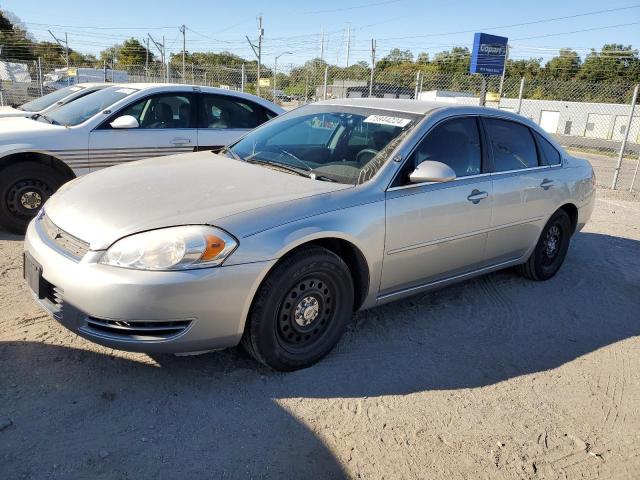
top-left (245, 157), bottom-right (311, 178)
top-left (39, 114), bottom-right (59, 125)
top-left (220, 146), bottom-right (242, 161)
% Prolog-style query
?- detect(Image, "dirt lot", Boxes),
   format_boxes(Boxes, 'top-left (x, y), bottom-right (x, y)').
top-left (1, 184), bottom-right (639, 479)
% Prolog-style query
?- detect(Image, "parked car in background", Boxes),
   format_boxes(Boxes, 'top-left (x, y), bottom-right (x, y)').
top-left (0, 83), bottom-right (108, 119)
top-left (23, 98), bottom-right (596, 371)
top-left (0, 83), bottom-right (284, 233)
top-left (43, 67), bottom-right (128, 90)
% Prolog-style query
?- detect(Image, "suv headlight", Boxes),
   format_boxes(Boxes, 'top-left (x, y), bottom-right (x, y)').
top-left (100, 226), bottom-right (238, 270)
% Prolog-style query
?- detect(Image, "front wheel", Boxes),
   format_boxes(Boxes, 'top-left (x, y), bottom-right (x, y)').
top-left (518, 209), bottom-right (572, 281)
top-left (0, 162), bottom-right (67, 234)
top-left (241, 246), bottom-right (354, 371)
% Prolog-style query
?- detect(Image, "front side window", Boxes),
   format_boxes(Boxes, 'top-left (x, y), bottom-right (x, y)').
top-left (115, 94), bottom-right (193, 129)
top-left (484, 118), bottom-right (539, 172)
top-left (395, 117), bottom-right (482, 186)
top-left (19, 85), bottom-right (84, 112)
top-left (228, 106), bottom-right (420, 185)
top-left (44, 87), bottom-right (138, 126)
top-left (199, 94), bottom-right (269, 129)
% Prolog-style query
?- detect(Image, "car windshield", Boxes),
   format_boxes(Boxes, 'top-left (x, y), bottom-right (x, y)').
top-left (228, 105), bottom-right (421, 185)
top-left (43, 86), bottom-right (139, 126)
top-left (18, 85), bottom-right (85, 112)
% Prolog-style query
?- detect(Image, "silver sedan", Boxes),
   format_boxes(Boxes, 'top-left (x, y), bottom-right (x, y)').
top-left (23, 98), bottom-right (596, 371)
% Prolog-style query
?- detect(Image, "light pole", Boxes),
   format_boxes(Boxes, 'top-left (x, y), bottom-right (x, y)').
top-left (274, 51), bottom-right (292, 102)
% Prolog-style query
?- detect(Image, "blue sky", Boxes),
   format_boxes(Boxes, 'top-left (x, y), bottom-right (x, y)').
top-left (1, 0), bottom-right (639, 66)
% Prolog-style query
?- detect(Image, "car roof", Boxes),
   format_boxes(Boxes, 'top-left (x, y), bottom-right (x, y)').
top-left (315, 98), bottom-right (445, 115)
top-left (104, 83), bottom-right (285, 112)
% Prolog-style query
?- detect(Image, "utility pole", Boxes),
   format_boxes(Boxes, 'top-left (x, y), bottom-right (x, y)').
top-left (148, 33), bottom-right (165, 82)
top-left (320, 27), bottom-right (324, 63)
top-left (145, 37), bottom-right (149, 78)
top-left (180, 24), bottom-right (186, 83)
top-left (345, 25), bottom-right (351, 68)
top-left (48, 30), bottom-right (69, 69)
top-left (369, 39), bottom-right (376, 98)
top-left (245, 15), bottom-right (263, 96)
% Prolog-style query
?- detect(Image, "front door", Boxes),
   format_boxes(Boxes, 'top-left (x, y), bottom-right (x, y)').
top-left (88, 93), bottom-right (197, 171)
top-left (381, 116), bottom-right (492, 296)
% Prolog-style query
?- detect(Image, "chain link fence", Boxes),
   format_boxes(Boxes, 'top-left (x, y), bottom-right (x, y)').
top-left (1, 57), bottom-right (638, 190)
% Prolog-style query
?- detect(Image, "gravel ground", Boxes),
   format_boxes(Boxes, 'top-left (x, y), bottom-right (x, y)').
top-left (1, 185), bottom-right (639, 479)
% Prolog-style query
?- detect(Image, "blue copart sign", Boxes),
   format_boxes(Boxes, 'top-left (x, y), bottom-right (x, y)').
top-left (470, 33), bottom-right (508, 75)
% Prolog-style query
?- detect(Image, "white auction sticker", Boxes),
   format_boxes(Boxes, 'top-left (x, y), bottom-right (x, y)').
top-left (363, 115), bottom-right (411, 127)
top-left (115, 88), bottom-right (137, 94)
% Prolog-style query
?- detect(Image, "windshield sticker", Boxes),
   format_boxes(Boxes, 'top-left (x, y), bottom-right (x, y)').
top-left (363, 115), bottom-right (411, 127)
top-left (115, 88), bottom-right (137, 95)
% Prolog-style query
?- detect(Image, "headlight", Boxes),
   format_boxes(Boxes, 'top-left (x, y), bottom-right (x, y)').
top-left (100, 226), bottom-right (238, 271)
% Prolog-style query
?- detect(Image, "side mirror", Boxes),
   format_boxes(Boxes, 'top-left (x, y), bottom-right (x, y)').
top-left (409, 161), bottom-right (456, 184)
top-left (110, 115), bottom-right (139, 129)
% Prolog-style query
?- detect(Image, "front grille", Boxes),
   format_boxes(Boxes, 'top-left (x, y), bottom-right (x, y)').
top-left (40, 214), bottom-right (89, 259)
top-left (41, 277), bottom-right (63, 319)
top-left (84, 318), bottom-right (192, 341)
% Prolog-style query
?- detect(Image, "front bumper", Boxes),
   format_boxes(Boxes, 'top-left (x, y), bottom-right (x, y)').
top-left (24, 218), bottom-right (276, 353)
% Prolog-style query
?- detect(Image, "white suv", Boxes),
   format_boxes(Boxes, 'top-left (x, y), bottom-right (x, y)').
top-left (0, 83), bottom-right (284, 233)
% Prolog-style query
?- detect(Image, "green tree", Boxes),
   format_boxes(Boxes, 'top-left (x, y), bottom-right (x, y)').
top-left (543, 48), bottom-right (581, 80)
top-left (100, 38), bottom-right (154, 68)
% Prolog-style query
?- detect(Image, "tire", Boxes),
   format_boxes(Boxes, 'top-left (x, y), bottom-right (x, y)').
top-left (518, 209), bottom-right (572, 281)
top-left (241, 246), bottom-right (354, 371)
top-left (0, 162), bottom-right (67, 234)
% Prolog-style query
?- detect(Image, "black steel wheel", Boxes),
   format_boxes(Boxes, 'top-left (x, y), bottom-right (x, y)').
top-left (242, 246), bottom-right (354, 371)
top-left (518, 209), bottom-right (572, 281)
top-left (0, 162), bottom-right (67, 234)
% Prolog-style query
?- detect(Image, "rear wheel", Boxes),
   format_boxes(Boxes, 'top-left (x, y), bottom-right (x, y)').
top-left (0, 162), bottom-right (67, 234)
top-left (518, 209), bottom-right (572, 281)
top-left (241, 246), bottom-right (354, 371)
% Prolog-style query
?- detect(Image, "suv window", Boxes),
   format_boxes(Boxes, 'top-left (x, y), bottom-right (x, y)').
top-left (484, 118), bottom-right (539, 171)
top-left (534, 131), bottom-right (561, 165)
top-left (114, 94), bottom-right (194, 129)
top-left (198, 94), bottom-right (269, 129)
top-left (396, 117), bottom-right (482, 185)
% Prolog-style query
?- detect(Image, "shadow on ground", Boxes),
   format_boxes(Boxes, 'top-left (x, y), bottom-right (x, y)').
top-left (1, 232), bottom-right (639, 479)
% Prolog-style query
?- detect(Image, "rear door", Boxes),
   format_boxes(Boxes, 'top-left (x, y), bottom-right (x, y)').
top-left (483, 117), bottom-right (565, 263)
top-left (88, 92), bottom-right (197, 170)
top-left (196, 93), bottom-right (276, 152)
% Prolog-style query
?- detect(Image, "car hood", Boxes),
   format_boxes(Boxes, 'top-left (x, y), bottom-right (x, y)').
top-left (0, 106), bottom-right (30, 118)
top-left (0, 116), bottom-right (60, 137)
top-left (45, 151), bottom-right (352, 250)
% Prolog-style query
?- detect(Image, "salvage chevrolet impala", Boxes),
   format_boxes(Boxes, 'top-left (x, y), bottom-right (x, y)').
top-left (23, 98), bottom-right (595, 371)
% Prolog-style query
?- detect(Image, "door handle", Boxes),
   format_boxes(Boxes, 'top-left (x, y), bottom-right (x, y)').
top-left (540, 178), bottom-right (555, 190)
top-left (170, 138), bottom-right (192, 145)
top-left (467, 189), bottom-right (488, 204)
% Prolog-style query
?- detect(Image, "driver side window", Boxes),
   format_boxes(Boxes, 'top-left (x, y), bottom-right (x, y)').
top-left (113, 94), bottom-right (193, 129)
top-left (396, 117), bottom-right (482, 186)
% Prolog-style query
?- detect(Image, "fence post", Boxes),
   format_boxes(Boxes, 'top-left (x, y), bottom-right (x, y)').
top-left (479, 76), bottom-right (487, 107)
top-left (612, 84), bottom-right (639, 190)
top-left (37, 57), bottom-right (43, 96)
top-left (241, 64), bottom-right (245, 92)
top-left (414, 71), bottom-right (421, 100)
top-left (323, 66), bottom-right (329, 100)
top-left (516, 77), bottom-right (525, 114)
top-left (630, 151), bottom-right (640, 192)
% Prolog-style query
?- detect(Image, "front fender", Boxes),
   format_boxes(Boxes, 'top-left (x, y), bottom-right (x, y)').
top-left (224, 200), bottom-right (386, 309)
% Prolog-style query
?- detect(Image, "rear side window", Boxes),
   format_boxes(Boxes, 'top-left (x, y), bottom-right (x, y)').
top-left (534, 131), bottom-right (561, 165)
top-left (484, 118), bottom-right (539, 172)
top-left (198, 94), bottom-right (269, 129)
